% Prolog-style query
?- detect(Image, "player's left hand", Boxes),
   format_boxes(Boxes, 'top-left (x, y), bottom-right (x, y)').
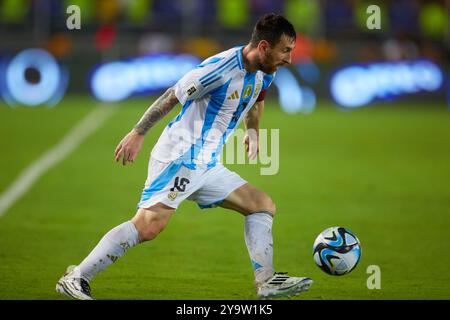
top-left (243, 130), bottom-right (259, 160)
top-left (114, 129), bottom-right (145, 165)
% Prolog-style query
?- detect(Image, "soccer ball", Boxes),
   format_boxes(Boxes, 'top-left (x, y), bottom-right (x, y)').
top-left (313, 227), bottom-right (361, 276)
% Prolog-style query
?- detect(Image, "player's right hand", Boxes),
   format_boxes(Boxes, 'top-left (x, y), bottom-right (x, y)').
top-left (114, 129), bottom-right (145, 166)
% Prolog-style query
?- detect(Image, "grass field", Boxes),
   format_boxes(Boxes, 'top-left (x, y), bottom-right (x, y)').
top-left (0, 96), bottom-right (449, 300)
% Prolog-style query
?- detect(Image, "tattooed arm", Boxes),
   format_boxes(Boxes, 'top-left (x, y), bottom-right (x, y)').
top-left (114, 87), bottom-right (179, 165)
top-left (133, 87), bottom-right (179, 135)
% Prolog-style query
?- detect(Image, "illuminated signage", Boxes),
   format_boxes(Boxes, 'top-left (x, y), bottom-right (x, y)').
top-left (448, 73), bottom-right (450, 109)
top-left (273, 67), bottom-right (316, 114)
top-left (1, 49), bottom-right (68, 107)
top-left (330, 60), bottom-right (443, 108)
top-left (90, 54), bottom-right (201, 102)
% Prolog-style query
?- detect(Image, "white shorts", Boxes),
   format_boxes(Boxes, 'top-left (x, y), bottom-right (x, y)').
top-left (137, 157), bottom-right (247, 210)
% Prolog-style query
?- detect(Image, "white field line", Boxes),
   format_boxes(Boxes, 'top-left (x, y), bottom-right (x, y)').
top-left (0, 106), bottom-right (116, 217)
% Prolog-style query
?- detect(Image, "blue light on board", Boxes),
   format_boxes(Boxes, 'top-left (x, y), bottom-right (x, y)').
top-left (90, 54), bottom-right (201, 102)
top-left (447, 72), bottom-right (450, 110)
top-left (296, 62), bottom-right (320, 84)
top-left (273, 67), bottom-right (316, 114)
top-left (1, 48), bottom-right (68, 107)
top-left (330, 60), bottom-right (443, 108)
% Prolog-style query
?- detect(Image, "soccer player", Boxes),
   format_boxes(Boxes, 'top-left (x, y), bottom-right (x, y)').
top-left (56, 13), bottom-right (312, 300)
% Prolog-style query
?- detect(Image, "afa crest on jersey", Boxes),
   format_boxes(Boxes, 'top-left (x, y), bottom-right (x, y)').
top-left (168, 191), bottom-right (178, 201)
top-left (243, 84), bottom-right (253, 99)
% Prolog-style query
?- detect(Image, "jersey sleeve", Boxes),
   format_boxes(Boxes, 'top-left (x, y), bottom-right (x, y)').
top-left (256, 73), bottom-right (275, 102)
top-left (173, 55), bottom-right (235, 105)
top-left (262, 73), bottom-right (275, 90)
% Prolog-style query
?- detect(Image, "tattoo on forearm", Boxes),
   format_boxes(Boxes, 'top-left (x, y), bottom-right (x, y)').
top-left (134, 87), bottom-right (178, 135)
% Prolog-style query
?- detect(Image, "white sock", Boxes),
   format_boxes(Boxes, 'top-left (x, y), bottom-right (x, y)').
top-left (244, 212), bottom-right (275, 286)
top-left (76, 221), bottom-right (140, 281)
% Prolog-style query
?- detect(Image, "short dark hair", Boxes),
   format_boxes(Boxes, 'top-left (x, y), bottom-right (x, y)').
top-left (250, 14), bottom-right (296, 48)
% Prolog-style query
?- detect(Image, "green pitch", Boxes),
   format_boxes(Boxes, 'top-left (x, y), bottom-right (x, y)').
top-left (0, 96), bottom-right (449, 299)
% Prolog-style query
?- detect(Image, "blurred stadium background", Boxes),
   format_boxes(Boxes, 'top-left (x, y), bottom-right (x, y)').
top-left (0, 0), bottom-right (449, 299)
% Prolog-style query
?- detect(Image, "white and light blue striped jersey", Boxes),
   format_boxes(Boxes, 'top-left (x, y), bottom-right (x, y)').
top-left (151, 46), bottom-right (275, 169)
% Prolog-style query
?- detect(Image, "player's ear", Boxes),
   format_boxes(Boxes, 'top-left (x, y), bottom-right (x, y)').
top-left (258, 40), bottom-right (270, 53)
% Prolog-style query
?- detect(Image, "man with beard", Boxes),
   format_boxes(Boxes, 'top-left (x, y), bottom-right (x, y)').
top-left (56, 13), bottom-right (312, 300)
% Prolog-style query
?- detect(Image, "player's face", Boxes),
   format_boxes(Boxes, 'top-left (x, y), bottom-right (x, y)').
top-left (259, 34), bottom-right (295, 74)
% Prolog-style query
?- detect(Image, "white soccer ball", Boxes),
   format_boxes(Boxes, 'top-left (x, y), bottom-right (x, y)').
top-left (313, 227), bottom-right (361, 275)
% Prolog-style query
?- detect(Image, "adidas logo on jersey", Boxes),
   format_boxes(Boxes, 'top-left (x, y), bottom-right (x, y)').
top-left (227, 90), bottom-right (239, 100)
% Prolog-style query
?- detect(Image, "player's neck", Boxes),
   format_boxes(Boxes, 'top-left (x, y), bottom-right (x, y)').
top-left (242, 44), bottom-right (259, 73)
